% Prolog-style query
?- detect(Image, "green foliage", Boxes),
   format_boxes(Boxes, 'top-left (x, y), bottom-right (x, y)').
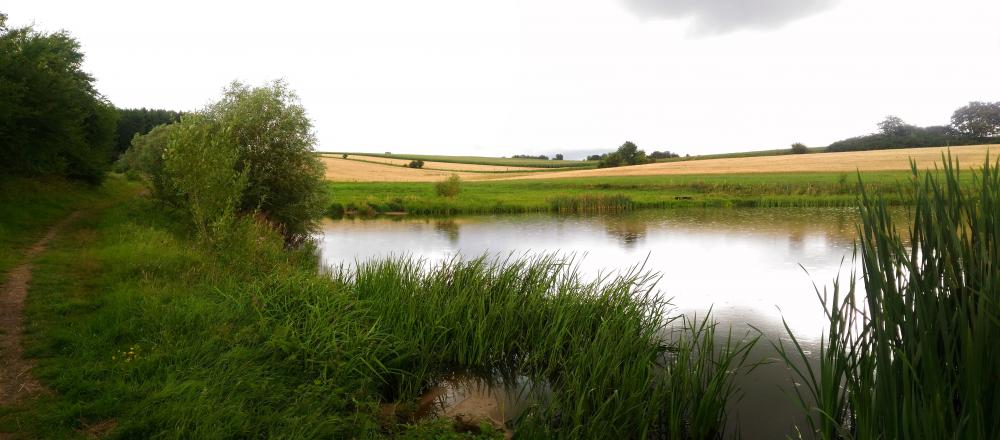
top-left (0, 15), bottom-right (117, 183)
top-left (137, 81), bottom-right (325, 243)
top-left (114, 108), bottom-right (183, 156)
top-left (511, 154), bottom-right (549, 160)
top-left (951, 101), bottom-right (1000, 137)
top-left (791, 142), bottom-right (808, 154)
top-left (597, 141), bottom-right (651, 168)
top-left (164, 114), bottom-right (247, 243)
top-left (549, 194), bottom-right (634, 213)
top-left (209, 80), bottom-right (326, 243)
top-left (435, 174), bottom-right (462, 198)
top-left (777, 155), bottom-right (1000, 438)
top-left (407, 159), bottom-right (424, 169)
top-left (553, 153), bottom-right (564, 160)
top-left (118, 123), bottom-right (177, 202)
top-left (649, 150), bottom-right (681, 160)
top-left (828, 110), bottom-right (998, 153)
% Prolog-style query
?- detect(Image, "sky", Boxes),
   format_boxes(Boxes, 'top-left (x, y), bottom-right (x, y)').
top-left (6, 0), bottom-right (1000, 158)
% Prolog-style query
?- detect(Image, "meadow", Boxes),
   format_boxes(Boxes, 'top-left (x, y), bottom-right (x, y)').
top-left (325, 171), bottom-right (928, 216)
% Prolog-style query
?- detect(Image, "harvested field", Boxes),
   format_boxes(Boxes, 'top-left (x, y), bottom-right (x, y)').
top-left (500, 145), bottom-right (998, 180)
top-left (321, 157), bottom-right (535, 182)
top-left (336, 154), bottom-right (545, 172)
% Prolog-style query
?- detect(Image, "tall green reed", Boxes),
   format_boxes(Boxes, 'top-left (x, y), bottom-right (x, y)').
top-left (777, 154), bottom-right (1000, 439)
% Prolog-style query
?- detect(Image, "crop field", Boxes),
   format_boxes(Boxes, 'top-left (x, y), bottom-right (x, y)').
top-left (322, 152), bottom-right (594, 168)
top-left (330, 154), bottom-right (547, 172)
top-left (321, 144), bottom-right (996, 183)
top-left (502, 144), bottom-right (998, 180)
top-left (319, 156), bottom-right (543, 182)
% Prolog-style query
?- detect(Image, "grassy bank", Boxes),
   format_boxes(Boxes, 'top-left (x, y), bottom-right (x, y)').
top-left (0, 184), bottom-right (755, 438)
top-left (0, 177), bottom-right (133, 284)
top-left (325, 171), bottom-right (940, 216)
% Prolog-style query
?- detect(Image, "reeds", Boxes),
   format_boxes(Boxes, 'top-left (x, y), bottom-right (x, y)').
top-left (549, 194), bottom-right (635, 213)
top-left (777, 154), bottom-right (1000, 439)
top-left (336, 254), bottom-right (758, 438)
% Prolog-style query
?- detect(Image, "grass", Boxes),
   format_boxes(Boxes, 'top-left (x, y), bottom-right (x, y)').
top-left (321, 152), bottom-right (595, 169)
top-left (776, 155), bottom-right (1000, 438)
top-left (325, 171), bottom-right (942, 216)
top-left (0, 183), bottom-right (758, 438)
top-left (0, 176), bottom-right (132, 285)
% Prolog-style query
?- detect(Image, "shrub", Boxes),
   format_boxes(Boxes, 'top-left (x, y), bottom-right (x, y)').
top-left (342, 153), bottom-right (348, 159)
top-left (163, 113), bottom-right (247, 243)
top-left (120, 123), bottom-right (179, 203)
top-left (326, 202), bottom-right (345, 218)
top-left (435, 174), bottom-right (462, 198)
top-left (407, 160), bottom-right (424, 169)
top-left (790, 142), bottom-right (808, 154)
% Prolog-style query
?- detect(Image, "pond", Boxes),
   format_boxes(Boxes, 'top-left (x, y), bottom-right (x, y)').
top-left (316, 208), bottom-right (866, 438)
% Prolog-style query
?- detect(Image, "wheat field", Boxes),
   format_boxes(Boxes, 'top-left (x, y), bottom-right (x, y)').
top-left (322, 145), bottom-right (997, 182)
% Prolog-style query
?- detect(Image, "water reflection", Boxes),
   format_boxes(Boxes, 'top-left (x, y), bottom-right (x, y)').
top-left (316, 208), bottom-right (869, 438)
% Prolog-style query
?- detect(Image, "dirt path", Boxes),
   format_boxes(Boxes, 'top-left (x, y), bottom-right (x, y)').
top-left (0, 211), bottom-right (81, 406)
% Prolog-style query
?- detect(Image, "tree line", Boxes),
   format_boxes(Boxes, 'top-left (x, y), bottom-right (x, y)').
top-left (0, 13), bottom-right (184, 184)
top-left (827, 102), bottom-right (1000, 152)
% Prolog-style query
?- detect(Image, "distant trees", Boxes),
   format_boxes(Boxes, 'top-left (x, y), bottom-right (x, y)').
top-left (791, 143), bottom-right (808, 154)
top-left (828, 107), bottom-right (1000, 153)
top-left (586, 154), bottom-right (603, 161)
top-left (0, 13), bottom-right (117, 184)
top-left (115, 108), bottom-right (183, 156)
top-left (553, 154), bottom-right (564, 161)
top-left (951, 102), bottom-right (1000, 138)
top-left (648, 150), bottom-right (681, 160)
top-left (407, 160), bottom-right (424, 169)
top-left (596, 141), bottom-right (651, 168)
top-left (512, 154), bottom-right (549, 160)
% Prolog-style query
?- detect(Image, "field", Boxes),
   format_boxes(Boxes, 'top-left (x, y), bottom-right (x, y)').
top-left (336, 154), bottom-right (546, 172)
top-left (322, 145), bottom-right (996, 215)
top-left (321, 144), bottom-right (997, 183)
top-left (322, 152), bottom-right (594, 168)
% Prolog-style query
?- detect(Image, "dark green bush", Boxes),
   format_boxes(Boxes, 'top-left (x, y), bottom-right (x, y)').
top-left (435, 174), bottom-right (462, 198)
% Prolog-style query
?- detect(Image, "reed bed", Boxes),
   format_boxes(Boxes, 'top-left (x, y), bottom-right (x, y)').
top-left (548, 194), bottom-right (635, 213)
top-left (336, 255), bottom-right (759, 438)
top-left (777, 155), bottom-right (1000, 439)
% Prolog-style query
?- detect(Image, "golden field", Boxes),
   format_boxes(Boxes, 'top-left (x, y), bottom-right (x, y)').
top-left (322, 144), bottom-right (998, 182)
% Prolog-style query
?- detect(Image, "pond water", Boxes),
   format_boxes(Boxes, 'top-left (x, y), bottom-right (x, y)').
top-left (316, 208), bottom-right (866, 438)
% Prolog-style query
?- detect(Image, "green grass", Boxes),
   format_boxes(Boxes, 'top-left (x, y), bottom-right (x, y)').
top-left (776, 156), bottom-right (1000, 438)
top-left (0, 176), bottom-right (133, 285)
top-left (325, 171), bottom-right (942, 216)
top-left (0, 184), bottom-right (757, 438)
top-left (321, 152), bottom-right (595, 169)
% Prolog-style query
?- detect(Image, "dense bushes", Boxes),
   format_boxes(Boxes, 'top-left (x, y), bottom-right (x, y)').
top-left (791, 142), bottom-right (808, 154)
top-left (124, 80), bottom-right (325, 244)
top-left (0, 13), bottom-right (117, 184)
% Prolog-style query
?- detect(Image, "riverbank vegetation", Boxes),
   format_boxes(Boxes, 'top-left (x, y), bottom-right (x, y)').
top-left (778, 156), bottom-right (1000, 438)
top-left (324, 170), bottom-right (951, 216)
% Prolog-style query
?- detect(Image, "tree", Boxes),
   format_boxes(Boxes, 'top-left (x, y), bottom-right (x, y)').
top-left (791, 142), bottom-right (808, 154)
top-left (598, 141), bottom-right (650, 168)
top-left (586, 154), bottom-right (603, 161)
top-left (407, 160), bottom-right (424, 168)
top-left (0, 13), bottom-right (117, 183)
top-left (877, 116), bottom-right (911, 136)
top-left (951, 101), bottom-right (1000, 138)
top-left (148, 80), bottom-right (325, 244)
top-left (114, 108), bottom-right (183, 156)
top-left (553, 154), bottom-right (564, 161)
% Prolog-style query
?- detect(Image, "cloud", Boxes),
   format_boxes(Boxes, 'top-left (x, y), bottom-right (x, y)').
top-left (623, 0), bottom-right (838, 34)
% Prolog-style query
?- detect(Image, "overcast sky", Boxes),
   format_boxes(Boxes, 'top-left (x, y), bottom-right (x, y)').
top-left (6, 0), bottom-right (1000, 158)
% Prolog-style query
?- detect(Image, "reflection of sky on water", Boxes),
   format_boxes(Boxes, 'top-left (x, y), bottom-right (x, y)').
top-left (316, 208), bottom-right (868, 438)
top-left (317, 208), bottom-right (861, 344)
